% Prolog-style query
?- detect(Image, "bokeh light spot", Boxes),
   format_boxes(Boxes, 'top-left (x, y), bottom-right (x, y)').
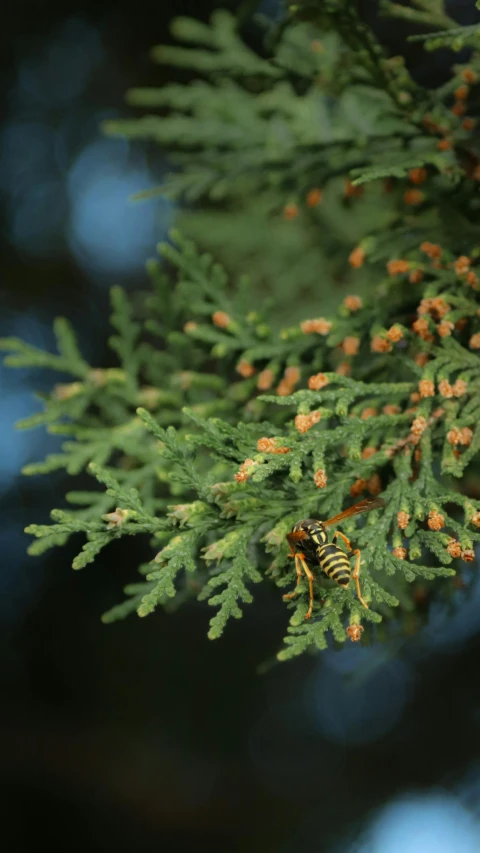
top-left (353, 792), bottom-right (480, 853)
top-left (0, 120), bottom-right (55, 198)
top-left (310, 652), bottom-right (412, 745)
top-left (15, 18), bottom-right (104, 108)
top-left (0, 314), bottom-right (59, 497)
top-left (11, 180), bottom-right (67, 256)
top-left (248, 702), bottom-right (345, 796)
top-left (67, 138), bottom-right (172, 276)
top-left (421, 571), bottom-right (480, 650)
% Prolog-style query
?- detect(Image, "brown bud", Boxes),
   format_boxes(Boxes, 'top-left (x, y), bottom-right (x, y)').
top-left (314, 469), bottom-right (327, 489)
top-left (387, 259), bottom-right (410, 275)
top-left (461, 69), bottom-right (477, 83)
top-left (419, 379), bottom-right (435, 398)
top-left (212, 311), bottom-right (231, 329)
top-left (257, 369), bottom-right (274, 390)
top-left (367, 474), bottom-right (382, 495)
top-left (371, 336), bottom-right (392, 353)
top-left (454, 255), bottom-right (470, 275)
top-left (257, 437), bottom-right (277, 453)
top-left (284, 366), bottom-right (301, 384)
top-left (438, 379), bottom-right (453, 398)
top-left (411, 416), bottom-right (427, 436)
top-left (386, 325), bottom-right (403, 343)
top-left (408, 167), bottom-right (427, 184)
top-left (404, 189), bottom-right (424, 205)
top-left (438, 321), bottom-right (454, 338)
top-left (447, 539), bottom-right (462, 558)
top-left (283, 203), bottom-right (299, 220)
top-left (236, 359), bottom-right (255, 378)
top-left (428, 510), bottom-right (445, 531)
top-left (462, 548), bottom-right (475, 562)
top-left (301, 318), bottom-right (332, 335)
top-left (350, 478), bottom-right (367, 497)
top-left (420, 242), bottom-right (442, 259)
top-left (308, 373), bottom-right (329, 390)
top-left (343, 295), bottom-right (363, 311)
top-left (306, 188), bottom-right (322, 207)
top-left (393, 547), bottom-right (407, 560)
top-left (346, 623), bottom-right (364, 642)
top-left (342, 336), bottom-right (360, 356)
top-left (454, 84), bottom-right (469, 100)
top-left (452, 379), bottom-right (467, 397)
top-left (349, 247), bottom-right (365, 268)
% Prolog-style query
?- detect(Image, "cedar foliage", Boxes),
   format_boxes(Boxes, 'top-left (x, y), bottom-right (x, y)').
top-left (2, 0), bottom-right (480, 660)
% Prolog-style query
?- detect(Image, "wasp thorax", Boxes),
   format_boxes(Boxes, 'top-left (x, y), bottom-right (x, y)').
top-left (293, 519), bottom-right (329, 560)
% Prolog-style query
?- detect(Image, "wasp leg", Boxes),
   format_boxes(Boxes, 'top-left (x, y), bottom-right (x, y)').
top-left (301, 558), bottom-right (315, 620)
top-left (332, 530), bottom-right (353, 551)
top-left (283, 553), bottom-right (316, 619)
top-left (282, 552), bottom-right (304, 600)
top-left (351, 549), bottom-right (369, 609)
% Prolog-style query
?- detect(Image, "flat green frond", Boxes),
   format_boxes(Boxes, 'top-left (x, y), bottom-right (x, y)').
top-left (151, 11), bottom-right (281, 78)
top-left (380, 1), bottom-right (456, 30)
top-left (199, 527), bottom-right (261, 639)
top-left (1, 320), bottom-right (89, 378)
top-left (139, 531), bottom-right (200, 614)
top-left (408, 23), bottom-right (480, 47)
top-left (350, 150), bottom-right (456, 186)
top-left (72, 533), bottom-right (114, 570)
top-left (0, 336), bottom-right (73, 373)
top-left (108, 287), bottom-right (142, 391)
top-left (102, 585), bottom-right (154, 623)
top-left (88, 464), bottom-right (146, 515)
top-left (53, 318), bottom-right (90, 377)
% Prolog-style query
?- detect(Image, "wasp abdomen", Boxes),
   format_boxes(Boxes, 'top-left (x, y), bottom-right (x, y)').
top-left (317, 544), bottom-right (351, 587)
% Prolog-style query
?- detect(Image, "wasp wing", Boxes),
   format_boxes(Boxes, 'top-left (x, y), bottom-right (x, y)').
top-left (322, 497), bottom-right (385, 528)
top-left (286, 530), bottom-right (308, 547)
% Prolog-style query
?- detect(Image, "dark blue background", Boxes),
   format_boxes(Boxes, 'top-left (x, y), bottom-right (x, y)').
top-left (1, 2), bottom-right (480, 851)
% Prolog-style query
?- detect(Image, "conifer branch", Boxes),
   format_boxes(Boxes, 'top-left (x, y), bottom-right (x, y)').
top-left (3, 3), bottom-right (480, 658)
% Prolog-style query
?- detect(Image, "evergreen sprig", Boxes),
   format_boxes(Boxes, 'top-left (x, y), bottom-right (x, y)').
top-left (3, 1), bottom-right (480, 659)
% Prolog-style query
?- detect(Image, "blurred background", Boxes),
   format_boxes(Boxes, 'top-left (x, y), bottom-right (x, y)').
top-left (1, 1), bottom-right (480, 851)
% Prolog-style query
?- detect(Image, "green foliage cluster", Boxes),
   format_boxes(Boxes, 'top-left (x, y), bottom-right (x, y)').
top-left (3, 0), bottom-right (480, 659)
top-left (102, 0), bottom-right (480, 314)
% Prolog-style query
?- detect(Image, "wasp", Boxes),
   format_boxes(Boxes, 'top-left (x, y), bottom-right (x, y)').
top-left (284, 497), bottom-right (385, 619)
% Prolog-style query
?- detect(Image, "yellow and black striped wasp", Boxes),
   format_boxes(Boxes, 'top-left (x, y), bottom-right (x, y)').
top-left (284, 497), bottom-right (385, 619)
